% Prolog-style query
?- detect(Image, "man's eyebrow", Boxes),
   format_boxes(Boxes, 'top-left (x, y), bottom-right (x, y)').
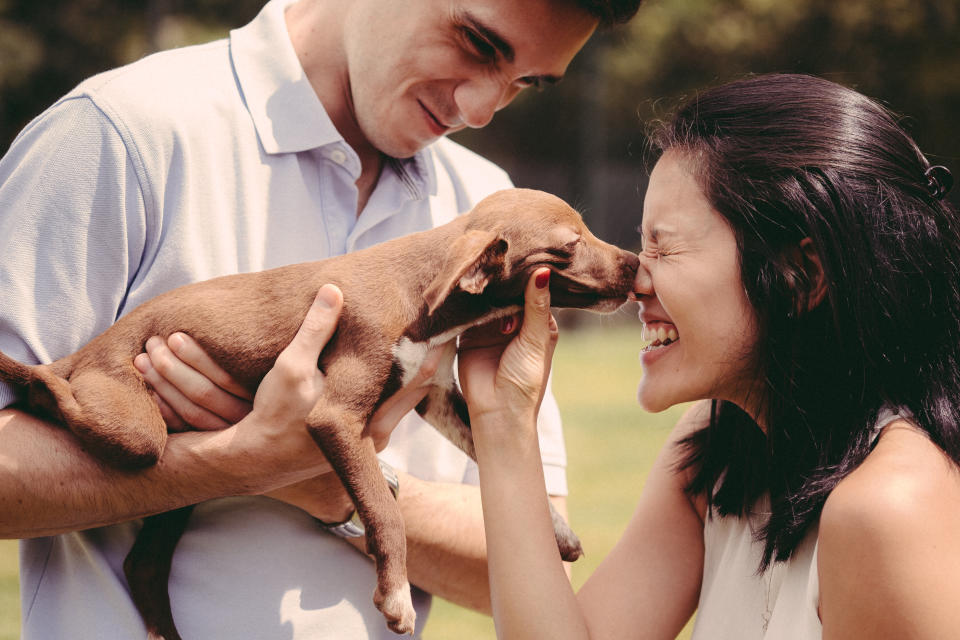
top-left (461, 12), bottom-right (515, 63)
top-left (461, 11), bottom-right (564, 85)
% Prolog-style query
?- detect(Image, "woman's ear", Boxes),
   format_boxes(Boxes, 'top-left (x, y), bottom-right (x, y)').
top-left (787, 238), bottom-right (827, 313)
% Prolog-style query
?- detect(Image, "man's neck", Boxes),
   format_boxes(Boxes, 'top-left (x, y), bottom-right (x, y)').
top-left (285, 0), bottom-right (383, 215)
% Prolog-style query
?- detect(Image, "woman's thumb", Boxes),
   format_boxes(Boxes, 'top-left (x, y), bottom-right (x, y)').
top-left (518, 267), bottom-right (554, 349)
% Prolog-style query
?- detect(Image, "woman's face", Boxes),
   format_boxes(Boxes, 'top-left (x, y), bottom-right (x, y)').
top-left (633, 151), bottom-right (762, 415)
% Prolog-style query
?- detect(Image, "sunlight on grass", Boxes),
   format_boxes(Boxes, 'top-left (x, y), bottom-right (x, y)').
top-left (0, 539), bottom-right (19, 640)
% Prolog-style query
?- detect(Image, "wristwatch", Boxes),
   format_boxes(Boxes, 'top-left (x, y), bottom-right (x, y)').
top-left (317, 460), bottom-right (400, 538)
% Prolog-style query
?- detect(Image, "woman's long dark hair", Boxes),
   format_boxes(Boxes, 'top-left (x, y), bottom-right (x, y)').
top-left (650, 74), bottom-right (960, 569)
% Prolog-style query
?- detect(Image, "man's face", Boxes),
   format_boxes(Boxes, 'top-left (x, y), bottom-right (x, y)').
top-left (342, 0), bottom-right (598, 158)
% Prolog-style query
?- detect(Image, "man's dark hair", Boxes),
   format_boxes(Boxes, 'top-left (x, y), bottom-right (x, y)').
top-left (649, 73), bottom-right (960, 569)
top-left (573, 0), bottom-right (643, 26)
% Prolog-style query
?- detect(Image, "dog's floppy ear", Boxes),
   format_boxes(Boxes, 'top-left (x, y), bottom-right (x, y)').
top-left (423, 229), bottom-right (507, 315)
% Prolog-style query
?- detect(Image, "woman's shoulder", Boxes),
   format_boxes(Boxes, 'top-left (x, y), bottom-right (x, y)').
top-left (822, 419), bottom-right (959, 527)
top-left (817, 419), bottom-right (960, 635)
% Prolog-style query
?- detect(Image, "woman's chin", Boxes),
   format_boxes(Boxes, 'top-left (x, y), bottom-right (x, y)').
top-left (636, 383), bottom-right (675, 413)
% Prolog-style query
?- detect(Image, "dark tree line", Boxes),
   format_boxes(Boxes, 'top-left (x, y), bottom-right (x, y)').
top-left (2, 0), bottom-right (957, 246)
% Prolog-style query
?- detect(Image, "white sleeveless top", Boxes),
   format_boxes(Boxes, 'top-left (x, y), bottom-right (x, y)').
top-left (691, 506), bottom-right (822, 640)
top-left (691, 410), bottom-right (904, 639)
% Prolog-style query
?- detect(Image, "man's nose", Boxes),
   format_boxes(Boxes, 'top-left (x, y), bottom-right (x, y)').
top-left (454, 78), bottom-right (512, 129)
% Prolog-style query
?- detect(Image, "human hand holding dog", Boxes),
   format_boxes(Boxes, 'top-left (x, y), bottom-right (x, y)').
top-left (134, 283), bottom-right (445, 520)
top-left (459, 267), bottom-right (558, 433)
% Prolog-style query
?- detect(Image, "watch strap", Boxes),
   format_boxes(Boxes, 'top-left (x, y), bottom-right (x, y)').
top-left (317, 460), bottom-right (399, 539)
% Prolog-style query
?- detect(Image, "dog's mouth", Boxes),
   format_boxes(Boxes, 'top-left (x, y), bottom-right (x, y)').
top-left (548, 277), bottom-right (632, 313)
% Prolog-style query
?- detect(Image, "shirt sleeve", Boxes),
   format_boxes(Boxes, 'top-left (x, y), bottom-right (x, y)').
top-left (0, 94), bottom-right (148, 409)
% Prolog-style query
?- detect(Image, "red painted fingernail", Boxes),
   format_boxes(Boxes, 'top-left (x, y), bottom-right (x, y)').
top-left (501, 316), bottom-right (516, 333)
top-left (535, 270), bottom-right (550, 289)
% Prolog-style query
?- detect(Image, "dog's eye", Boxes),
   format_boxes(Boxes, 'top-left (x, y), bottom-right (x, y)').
top-left (545, 248), bottom-right (573, 264)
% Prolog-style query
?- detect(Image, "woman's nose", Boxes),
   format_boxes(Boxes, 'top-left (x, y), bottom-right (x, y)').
top-left (632, 256), bottom-right (653, 296)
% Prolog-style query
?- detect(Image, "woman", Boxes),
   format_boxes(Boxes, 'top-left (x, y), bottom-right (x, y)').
top-left (458, 73), bottom-right (960, 639)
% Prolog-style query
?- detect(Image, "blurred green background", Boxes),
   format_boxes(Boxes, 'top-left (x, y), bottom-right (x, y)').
top-left (2, 0), bottom-right (957, 637)
top-left (1, 0), bottom-right (957, 250)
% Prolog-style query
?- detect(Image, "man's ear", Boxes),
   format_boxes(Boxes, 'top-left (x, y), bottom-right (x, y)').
top-left (785, 237), bottom-right (827, 313)
top-left (422, 230), bottom-right (507, 315)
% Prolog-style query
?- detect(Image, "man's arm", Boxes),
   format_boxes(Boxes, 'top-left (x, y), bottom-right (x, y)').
top-left (400, 478), bottom-right (569, 613)
top-left (0, 287), bottom-right (343, 539)
top-left (137, 328), bottom-right (571, 614)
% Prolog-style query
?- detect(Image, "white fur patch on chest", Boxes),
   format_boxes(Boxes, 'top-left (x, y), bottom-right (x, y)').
top-left (391, 305), bottom-right (522, 388)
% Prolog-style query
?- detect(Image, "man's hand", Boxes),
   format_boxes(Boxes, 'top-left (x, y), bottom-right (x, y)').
top-left (134, 332), bottom-right (254, 433)
top-left (133, 283), bottom-right (446, 515)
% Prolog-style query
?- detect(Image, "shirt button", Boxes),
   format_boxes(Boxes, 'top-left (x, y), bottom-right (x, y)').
top-left (329, 149), bottom-right (347, 165)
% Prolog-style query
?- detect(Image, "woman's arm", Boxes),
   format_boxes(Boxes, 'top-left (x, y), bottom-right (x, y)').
top-left (819, 421), bottom-right (960, 639)
top-left (459, 269), bottom-right (705, 639)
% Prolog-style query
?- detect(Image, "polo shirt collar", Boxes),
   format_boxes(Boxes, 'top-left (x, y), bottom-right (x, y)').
top-left (230, 0), bottom-right (436, 196)
top-left (230, 0), bottom-right (342, 154)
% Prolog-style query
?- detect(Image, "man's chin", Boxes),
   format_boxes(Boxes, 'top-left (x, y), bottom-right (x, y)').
top-left (376, 135), bottom-right (442, 160)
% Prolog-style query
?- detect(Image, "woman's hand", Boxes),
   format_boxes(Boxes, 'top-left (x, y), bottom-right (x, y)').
top-left (458, 267), bottom-right (558, 431)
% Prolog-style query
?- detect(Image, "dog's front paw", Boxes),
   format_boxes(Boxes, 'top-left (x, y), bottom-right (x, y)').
top-left (375, 584), bottom-right (416, 636)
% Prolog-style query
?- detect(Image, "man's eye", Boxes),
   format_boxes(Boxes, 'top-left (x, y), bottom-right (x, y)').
top-left (518, 76), bottom-right (543, 91)
top-left (463, 28), bottom-right (496, 59)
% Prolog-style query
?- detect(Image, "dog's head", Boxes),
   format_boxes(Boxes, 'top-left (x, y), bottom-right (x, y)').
top-left (423, 188), bottom-right (638, 315)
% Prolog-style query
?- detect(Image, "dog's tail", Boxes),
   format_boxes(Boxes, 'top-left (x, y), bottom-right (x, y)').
top-left (0, 350), bottom-right (74, 425)
top-left (0, 349), bottom-right (35, 388)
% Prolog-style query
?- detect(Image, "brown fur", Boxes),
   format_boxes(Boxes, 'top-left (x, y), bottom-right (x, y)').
top-left (0, 188), bottom-right (639, 638)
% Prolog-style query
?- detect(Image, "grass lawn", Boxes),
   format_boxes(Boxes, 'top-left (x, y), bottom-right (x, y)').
top-left (0, 539), bottom-right (18, 640)
top-left (0, 318), bottom-right (694, 639)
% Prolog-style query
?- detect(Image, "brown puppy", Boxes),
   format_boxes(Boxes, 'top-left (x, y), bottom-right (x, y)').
top-left (0, 188), bottom-right (638, 638)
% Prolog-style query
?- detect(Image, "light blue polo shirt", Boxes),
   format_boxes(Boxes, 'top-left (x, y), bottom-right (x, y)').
top-left (0, 0), bottom-right (567, 637)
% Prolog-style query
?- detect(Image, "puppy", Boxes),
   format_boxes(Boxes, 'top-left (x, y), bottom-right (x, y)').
top-left (0, 188), bottom-right (639, 638)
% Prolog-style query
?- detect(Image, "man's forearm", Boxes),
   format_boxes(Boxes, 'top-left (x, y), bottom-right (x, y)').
top-left (400, 474), bottom-right (492, 613)
top-left (0, 408), bottom-right (325, 538)
top-left (346, 471), bottom-right (569, 615)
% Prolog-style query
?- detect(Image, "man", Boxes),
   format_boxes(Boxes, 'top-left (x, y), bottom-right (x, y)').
top-left (0, 0), bottom-right (641, 637)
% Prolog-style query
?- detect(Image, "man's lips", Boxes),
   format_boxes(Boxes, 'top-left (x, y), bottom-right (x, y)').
top-left (418, 101), bottom-right (450, 136)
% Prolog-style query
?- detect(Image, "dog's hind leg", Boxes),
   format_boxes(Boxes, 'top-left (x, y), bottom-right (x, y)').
top-left (306, 404), bottom-right (415, 636)
top-left (36, 365), bottom-right (167, 469)
top-left (124, 506), bottom-right (195, 640)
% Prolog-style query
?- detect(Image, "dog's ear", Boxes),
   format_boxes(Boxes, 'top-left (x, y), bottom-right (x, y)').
top-left (423, 230), bottom-right (506, 315)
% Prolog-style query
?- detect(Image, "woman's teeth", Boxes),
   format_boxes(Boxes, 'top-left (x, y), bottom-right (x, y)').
top-left (642, 325), bottom-right (679, 351)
